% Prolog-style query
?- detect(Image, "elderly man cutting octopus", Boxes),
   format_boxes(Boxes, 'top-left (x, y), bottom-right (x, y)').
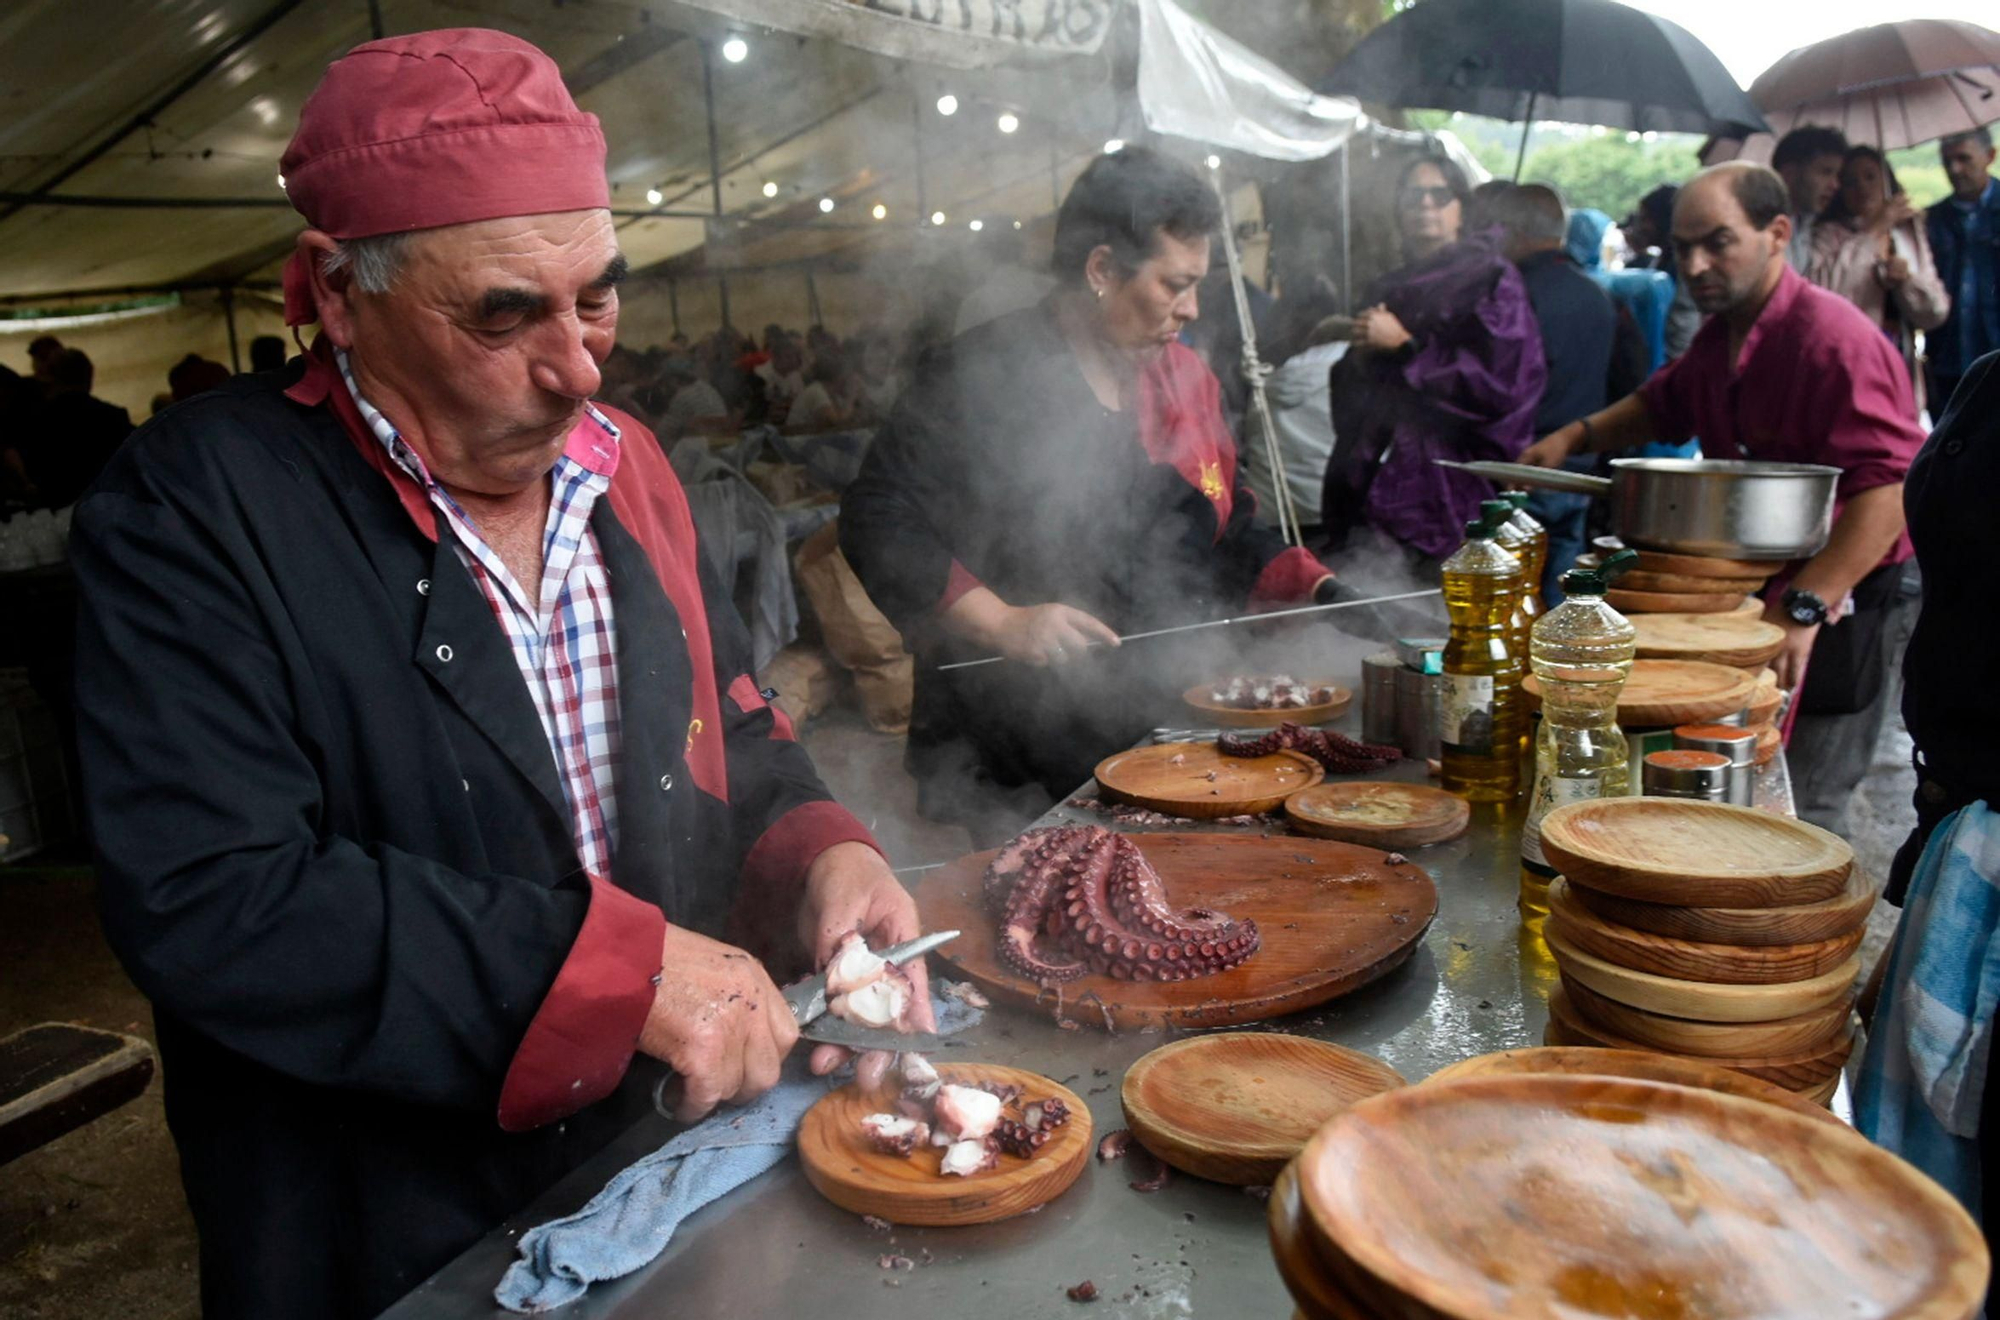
top-left (70, 30), bottom-right (926, 1319)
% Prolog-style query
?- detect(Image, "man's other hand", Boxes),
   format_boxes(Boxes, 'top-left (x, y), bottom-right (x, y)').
top-left (637, 926), bottom-right (799, 1123)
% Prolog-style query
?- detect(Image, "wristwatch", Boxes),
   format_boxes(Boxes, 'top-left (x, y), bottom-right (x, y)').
top-left (1782, 586), bottom-right (1830, 627)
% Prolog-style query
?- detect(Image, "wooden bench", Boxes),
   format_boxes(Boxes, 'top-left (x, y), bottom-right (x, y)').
top-left (0, 1023), bottom-right (155, 1167)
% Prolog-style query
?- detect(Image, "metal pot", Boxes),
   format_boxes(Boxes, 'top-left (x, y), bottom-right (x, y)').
top-left (1436, 458), bottom-right (1841, 560)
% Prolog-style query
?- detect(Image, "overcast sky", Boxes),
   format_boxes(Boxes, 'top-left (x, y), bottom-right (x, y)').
top-left (1622, 3), bottom-right (1997, 84)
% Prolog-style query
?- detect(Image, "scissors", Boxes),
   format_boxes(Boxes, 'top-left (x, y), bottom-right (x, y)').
top-left (651, 929), bottom-right (962, 1118)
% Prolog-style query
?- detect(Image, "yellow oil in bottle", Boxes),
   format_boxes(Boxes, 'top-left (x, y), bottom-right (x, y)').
top-left (1440, 505), bottom-right (1523, 802)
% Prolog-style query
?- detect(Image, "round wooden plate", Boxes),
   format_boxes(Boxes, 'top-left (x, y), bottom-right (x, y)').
top-left (1122, 1033), bottom-right (1404, 1185)
top-left (1522, 659), bottom-right (1755, 729)
top-left (1283, 782), bottom-right (1470, 849)
top-left (1731, 594), bottom-right (1766, 614)
top-left (1297, 1074), bottom-right (1988, 1320)
top-left (1634, 549), bottom-right (1779, 578)
top-left (1547, 878), bottom-right (1866, 984)
top-left (1183, 681), bottom-right (1353, 729)
top-left (1630, 612), bottom-right (1786, 669)
top-left (1563, 868), bottom-right (1876, 947)
top-left (1423, 1045), bottom-right (1844, 1126)
top-left (1095, 742), bottom-right (1324, 819)
top-left (1539, 797), bottom-right (1853, 907)
top-left (797, 1063), bottom-right (1092, 1226)
top-left (1546, 985), bottom-right (1854, 1089)
top-left (1746, 668), bottom-right (1782, 723)
top-left (1269, 1162), bottom-right (1379, 1320)
top-left (1753, 721), bottom-right (1781, 766)
top-left (916, 833), bottom-right (1437, 1030)
top-left (1619, 569), bottom-right (1770, 595)
top-left (1560, 974), bottom-right (1855, 1060)
top-left (1546, 926), bottom-right (1859, 1022)
top-left (1607, 586), bottom-right (1747, 614)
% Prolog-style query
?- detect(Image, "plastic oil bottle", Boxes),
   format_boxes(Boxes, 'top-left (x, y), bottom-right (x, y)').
top-left (1520, 549), bottom-right (1639, 924)
top-left (1440, 501), bottom-right (1524, 802)
top-left (1491, 494), bottom-right (1541, 666)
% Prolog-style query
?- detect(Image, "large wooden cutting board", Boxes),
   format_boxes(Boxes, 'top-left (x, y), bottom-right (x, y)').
top-left (915, 834), bottom-right (1437, 1030)
top-left (1095, 743), bottom-right (1323, 819)
top-left (1522, 658), bottom-right (1755, 728)
top-left (1631, 611), bottom-right (1787, 669)
top-left (798, 1063), bottom-right (1091, 1226)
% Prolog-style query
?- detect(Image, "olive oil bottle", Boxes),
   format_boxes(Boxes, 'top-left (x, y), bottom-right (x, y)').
top-left (1520, 550), bottom-right (1638, 923)
top-left (1500, 490), bottom-right (1547, 652)
top-left (1440, 502), bottom-right (1524, 802)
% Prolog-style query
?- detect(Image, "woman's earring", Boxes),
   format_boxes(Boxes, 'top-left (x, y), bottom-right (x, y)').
top-left (1093, 286), bottom-right (1104, 300)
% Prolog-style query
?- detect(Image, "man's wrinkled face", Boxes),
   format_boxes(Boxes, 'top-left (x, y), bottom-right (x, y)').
top-left (1671, 177), bottom-right (1787, 317)
top-left (336, 210), bottom-right (625, 495)
top-left (1941, 137), bottom-right (1995, 200)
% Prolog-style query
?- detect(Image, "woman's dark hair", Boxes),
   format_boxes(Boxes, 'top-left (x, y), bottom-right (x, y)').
top-left (1396, 152), bottom-right (1473, 212)
top-left (1051, 145), bottom-right (1222, 285)
top-left (1820, 144), bottom-right (1904, 227)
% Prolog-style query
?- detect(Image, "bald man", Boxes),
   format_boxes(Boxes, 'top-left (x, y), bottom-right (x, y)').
top-left (1520, 162), bottom-right (1926, 837)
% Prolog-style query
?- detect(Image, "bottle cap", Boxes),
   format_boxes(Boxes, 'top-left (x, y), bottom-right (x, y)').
top-left (1501, 490), bottom-right (1530, 510)
top-left (1558, 547), bottom-right (1638, 596)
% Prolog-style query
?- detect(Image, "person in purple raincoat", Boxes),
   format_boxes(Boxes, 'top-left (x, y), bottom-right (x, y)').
top-left (1321, 155), bottom-right (1547, 573)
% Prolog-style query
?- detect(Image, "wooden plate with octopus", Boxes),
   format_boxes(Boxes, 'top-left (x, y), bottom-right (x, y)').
top-left (797, 1063), bottom-right (1092, 1226)
top-left (1094, 742), bottom-right (1323, 819)
top-left (915, 832), bottom-right (1437, 1030)
top-left (1181, 681), bottom-right (1353, 729)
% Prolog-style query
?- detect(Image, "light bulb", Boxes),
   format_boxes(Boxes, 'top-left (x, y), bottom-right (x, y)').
top-left (997, 112), bottom-right (1019, 134)
top-left (930, 211), bottom-right (946, 226)
top-left (968, 219), bottom-right (984, 231)
top-left (276, 172), bottom-right (286, 189)
top-left (936, 94), bottom-right (958, 116)
top-left (1205, 154), bottom-right (1221, 170)
top-left (871, 203), bottom-right (887, 220)
top-left (818, 197), bottom-right (835, 213)
top-left (1103, 139), bottom-right (1124, 154)
top-left (721, 36), bottom-right (748, 63)
top-left (645, 187), bottom-right (663, 206)
top-left (1012, 220), bottom-right (1022, 229)
top-left (761, 180), bottom-right (778, 198)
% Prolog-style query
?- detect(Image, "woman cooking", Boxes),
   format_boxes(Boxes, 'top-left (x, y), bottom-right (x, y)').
top-left (841, 147), bottom-right (1333, 836)
top-left (1321, 152), bottom-right (1547, 572)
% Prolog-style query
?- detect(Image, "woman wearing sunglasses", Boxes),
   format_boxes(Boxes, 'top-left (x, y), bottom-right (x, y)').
top-left (1322, 153), bottom-right (1547, 572)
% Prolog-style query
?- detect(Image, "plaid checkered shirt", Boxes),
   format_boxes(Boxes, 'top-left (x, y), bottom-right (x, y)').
top-left (338, 350), bottom-right (623, 877)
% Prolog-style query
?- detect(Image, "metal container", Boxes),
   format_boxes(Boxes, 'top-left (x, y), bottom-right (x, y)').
top-left (1362, 651), bottom-right (1402, 747)
top-left (1642, 749), bottom-right (1731, 801)
top-left (1674, 723), bottom-right (1758, 807)
top-left (1433, 458), bottom-right (1841, 560)
top-left (1394, 663), bottom-right (1441, 761)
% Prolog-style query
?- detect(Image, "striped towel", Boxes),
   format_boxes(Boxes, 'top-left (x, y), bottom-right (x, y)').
top-left (1856, 801), bottom-right (2000, 1216)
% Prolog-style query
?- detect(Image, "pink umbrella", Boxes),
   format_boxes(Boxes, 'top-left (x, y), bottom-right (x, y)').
top-left (1703, 18), bottom-right (2000, 164)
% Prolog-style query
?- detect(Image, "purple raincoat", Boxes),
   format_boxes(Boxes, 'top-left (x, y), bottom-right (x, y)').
top-left (1324, 234), bottom-right (1547, 560)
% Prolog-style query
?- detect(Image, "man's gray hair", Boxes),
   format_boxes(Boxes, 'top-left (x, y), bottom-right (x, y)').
top-left (319, 233), bottom-right (411, 294)
top-left (1941, 126), bottom-right (1994, 153)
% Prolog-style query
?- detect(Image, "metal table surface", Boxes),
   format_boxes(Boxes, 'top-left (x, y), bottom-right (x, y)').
top-left (388, 734), bottom-right (1796, 1320)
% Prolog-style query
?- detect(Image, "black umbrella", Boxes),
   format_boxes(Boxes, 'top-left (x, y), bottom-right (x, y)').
top-left (1321, 0), bottom-right (1769, 175)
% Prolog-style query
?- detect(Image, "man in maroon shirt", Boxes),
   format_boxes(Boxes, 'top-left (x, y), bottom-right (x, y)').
top-left (1522, 162), bottom-right (1926, 835)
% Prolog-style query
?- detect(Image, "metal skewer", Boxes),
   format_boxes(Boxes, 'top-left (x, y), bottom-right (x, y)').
top-left (934, 587), bottom-right (1443, 672)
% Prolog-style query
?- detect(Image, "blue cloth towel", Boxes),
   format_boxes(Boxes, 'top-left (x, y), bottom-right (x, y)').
top-left (1856, 800), bottom-right (2000, 1218)
top-left (494, 986), bottom-right (983, 1312)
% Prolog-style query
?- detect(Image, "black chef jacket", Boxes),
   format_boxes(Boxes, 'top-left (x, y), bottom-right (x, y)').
top-left (68, 347), bottom-right (875, 1319)
top-left (840, 301), bottom-right (1326, 800)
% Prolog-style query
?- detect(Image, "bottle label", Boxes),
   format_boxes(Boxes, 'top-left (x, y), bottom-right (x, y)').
top-left (1521, 774), bottom-right (1602, 868)
top-left (1440, 674), bottom-right (1496, 755)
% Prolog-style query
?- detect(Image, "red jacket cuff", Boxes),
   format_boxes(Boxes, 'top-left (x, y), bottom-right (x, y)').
top-left (1251, 546), bottom-right (1333, 605)
top-left (741, 800), bottom-right (882, 904)
top-left (497, 875), bottom-right (665, 1133)
top-left (937, 559), bottom-right (983, 612)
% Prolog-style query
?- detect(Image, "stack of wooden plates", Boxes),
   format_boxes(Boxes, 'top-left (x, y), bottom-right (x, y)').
top-left (1521, 658), bottom-right (1755, 729)
top-left (1594, 549), bottom-right (1776, 615)
top-left (1269, 1073), bottom-right (1988, 1320)
top-left (1630, 610), bottom-right (1786, 671)
top-left (1536, 797), bottom-right (1875, 1106)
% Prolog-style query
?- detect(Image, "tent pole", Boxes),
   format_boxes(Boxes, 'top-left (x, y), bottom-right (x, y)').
top-left (668, 277), bottom-right (681, 336)
top-left (1213, 176), bottom-right (1301, 548)
top-left (1338, 139), bottom-right (1352, 314)
top-left (701, 40), bottom-right (732, 329)
top-left (222, 286), bottom-right (241, 373)
top-left (911, 94), bottom-right (928, 219)
top-left (366, 0), bottom-right (385, 40)
top-left (1514, 91), bottom-right (1536, 181)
